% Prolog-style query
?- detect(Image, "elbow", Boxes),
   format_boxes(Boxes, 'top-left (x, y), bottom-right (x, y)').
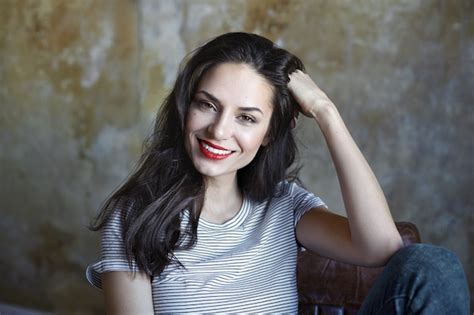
top-left (385, 232), bottom-right (404, 257)
top-left (361, 234), bottom-right (404, 267)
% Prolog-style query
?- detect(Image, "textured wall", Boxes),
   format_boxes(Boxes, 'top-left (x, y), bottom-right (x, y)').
top-left (1, 0), bottom-right (472, 313)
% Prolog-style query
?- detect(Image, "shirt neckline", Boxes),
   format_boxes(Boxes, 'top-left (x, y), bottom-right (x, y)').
top-left (199, 194), bottom-right (252, 231)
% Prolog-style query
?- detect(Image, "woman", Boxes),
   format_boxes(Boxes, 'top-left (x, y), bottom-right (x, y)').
top-left (87, 32), bottom-right (469, 314)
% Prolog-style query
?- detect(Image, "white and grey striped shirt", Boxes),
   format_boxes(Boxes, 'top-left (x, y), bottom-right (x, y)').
top-left (86, 181), bottom-right (325, 313)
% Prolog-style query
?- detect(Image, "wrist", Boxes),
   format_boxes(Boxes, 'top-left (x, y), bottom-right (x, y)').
top-left (313, 102), bottom-right (339, 124)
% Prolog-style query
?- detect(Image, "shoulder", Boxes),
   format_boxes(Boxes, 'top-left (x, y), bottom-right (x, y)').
top-left (274, 180), bottom-right (310, 197)
top-left (109, 196), bottom-right (141, 218)
top-left (274, 180), bottom-right (327, 210)
top-left (101, 196), bottom-right (141, 233)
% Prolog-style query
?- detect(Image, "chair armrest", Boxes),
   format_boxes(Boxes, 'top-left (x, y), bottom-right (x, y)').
top-left (297, 221), bottom-right (421, 312)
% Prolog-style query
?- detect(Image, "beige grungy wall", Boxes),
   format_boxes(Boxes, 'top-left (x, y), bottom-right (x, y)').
top-left (1, 0), bottom-right (472, 313)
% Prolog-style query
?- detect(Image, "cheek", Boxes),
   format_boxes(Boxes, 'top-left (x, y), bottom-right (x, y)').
top-left (184, 112), bottom-right (197, 148)
top-left (185, 111), bottom-right (199, 132)
top-left (186, 109), bottom-right (213, 131)
top-left (240, 128), bottom-right (269, 150)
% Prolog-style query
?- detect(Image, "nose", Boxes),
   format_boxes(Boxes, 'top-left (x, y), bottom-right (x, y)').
top-left (207, 113), bottom-right (233, 140)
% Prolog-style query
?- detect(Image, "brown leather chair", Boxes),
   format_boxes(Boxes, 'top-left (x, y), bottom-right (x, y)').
top-left (297, 222), bottom-right (421, 314)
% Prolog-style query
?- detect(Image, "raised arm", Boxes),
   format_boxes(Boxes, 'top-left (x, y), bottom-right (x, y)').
top-left (102, 271), bottom-right (154, 314)
top-left (289, 70), bottom-right (403, 266)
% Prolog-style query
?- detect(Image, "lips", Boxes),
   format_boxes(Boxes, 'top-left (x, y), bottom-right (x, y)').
top-left (198, 139), bottom-right (234, 160)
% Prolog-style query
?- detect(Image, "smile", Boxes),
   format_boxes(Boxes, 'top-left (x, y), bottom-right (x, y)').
top-left (199, 139), bottom-right (234, 160)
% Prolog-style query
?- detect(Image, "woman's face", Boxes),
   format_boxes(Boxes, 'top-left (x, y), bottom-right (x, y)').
top-left (184, 62), bottom-right (274, 182)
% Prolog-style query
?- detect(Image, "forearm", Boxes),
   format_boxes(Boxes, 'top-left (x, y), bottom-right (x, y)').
top-left (314, 105), bottom-right (403, 262)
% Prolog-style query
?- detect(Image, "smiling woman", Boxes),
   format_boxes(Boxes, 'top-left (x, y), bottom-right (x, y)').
top-left (184, 63), bottom-right (273, 180)
top-left (86, 32), bottom-right (469, 314)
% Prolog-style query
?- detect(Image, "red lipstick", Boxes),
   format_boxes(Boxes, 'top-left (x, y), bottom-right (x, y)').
top-left (198, 139), bottom-right (233, 160)
top-left (200, 140), bottom-right (229, 150)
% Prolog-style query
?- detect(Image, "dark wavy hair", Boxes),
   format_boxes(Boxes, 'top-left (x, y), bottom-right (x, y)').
top-left (91, 32), bottom-right (305, 277)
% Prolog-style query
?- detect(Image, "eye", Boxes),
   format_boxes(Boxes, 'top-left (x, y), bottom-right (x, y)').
top-left (239, 114), bottom-right (256, 123)
top-left (196, 100), bottom-right (217, 112)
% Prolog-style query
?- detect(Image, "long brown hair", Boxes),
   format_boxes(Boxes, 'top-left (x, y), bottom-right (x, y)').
top-left (90, 32), bottom-right (305, 277)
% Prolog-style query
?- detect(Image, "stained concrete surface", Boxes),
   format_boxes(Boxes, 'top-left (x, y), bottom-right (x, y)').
top-left (1, 0), bottom-right (472, 313)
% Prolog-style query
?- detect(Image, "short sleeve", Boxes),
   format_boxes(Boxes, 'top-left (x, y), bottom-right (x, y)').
top-left (86, 206), bottom-right (140, 290)
top-left (289, 181), bottom-right (327, 227)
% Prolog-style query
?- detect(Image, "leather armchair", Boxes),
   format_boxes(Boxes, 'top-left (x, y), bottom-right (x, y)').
top-left (297, 222), bottom-right (421, 314)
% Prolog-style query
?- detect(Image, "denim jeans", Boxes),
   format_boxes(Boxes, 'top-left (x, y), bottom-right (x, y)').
top-left (358, 244), bottom-right (470, 314)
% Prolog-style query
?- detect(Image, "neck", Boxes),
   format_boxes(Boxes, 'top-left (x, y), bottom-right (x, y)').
top-left (201, 175), bottom-right (243, 224)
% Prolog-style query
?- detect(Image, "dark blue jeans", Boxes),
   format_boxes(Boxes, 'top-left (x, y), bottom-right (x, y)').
top-left (358, 244), bottom-right (470, 314)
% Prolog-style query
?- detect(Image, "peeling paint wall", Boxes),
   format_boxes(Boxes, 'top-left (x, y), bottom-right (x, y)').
top-left (1, 0), bottom-right (472, 313)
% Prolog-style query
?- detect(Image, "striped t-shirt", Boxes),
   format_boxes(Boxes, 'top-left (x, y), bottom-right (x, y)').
top-left (86, 181), bottom-right (326, 313)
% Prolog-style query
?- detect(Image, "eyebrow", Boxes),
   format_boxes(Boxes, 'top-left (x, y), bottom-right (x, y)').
top-left (195, 90), bottom-right (264, 114)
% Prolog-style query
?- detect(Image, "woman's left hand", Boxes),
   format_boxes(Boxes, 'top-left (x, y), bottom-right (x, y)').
top-left (288, 70), bottom-right (335, 118)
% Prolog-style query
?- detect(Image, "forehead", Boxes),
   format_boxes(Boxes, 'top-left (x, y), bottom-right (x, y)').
top-left (196, 63), bottom-right (274, 112)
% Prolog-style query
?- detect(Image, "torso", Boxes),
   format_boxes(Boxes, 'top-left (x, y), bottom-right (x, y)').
top-left (151, 189), bottom-right (300, 313)
top-left (86, 181), bottom-right (326, 313)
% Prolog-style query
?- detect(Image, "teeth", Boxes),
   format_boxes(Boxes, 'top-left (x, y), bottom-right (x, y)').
top-left (201, 142), bottom-right (232, 155)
